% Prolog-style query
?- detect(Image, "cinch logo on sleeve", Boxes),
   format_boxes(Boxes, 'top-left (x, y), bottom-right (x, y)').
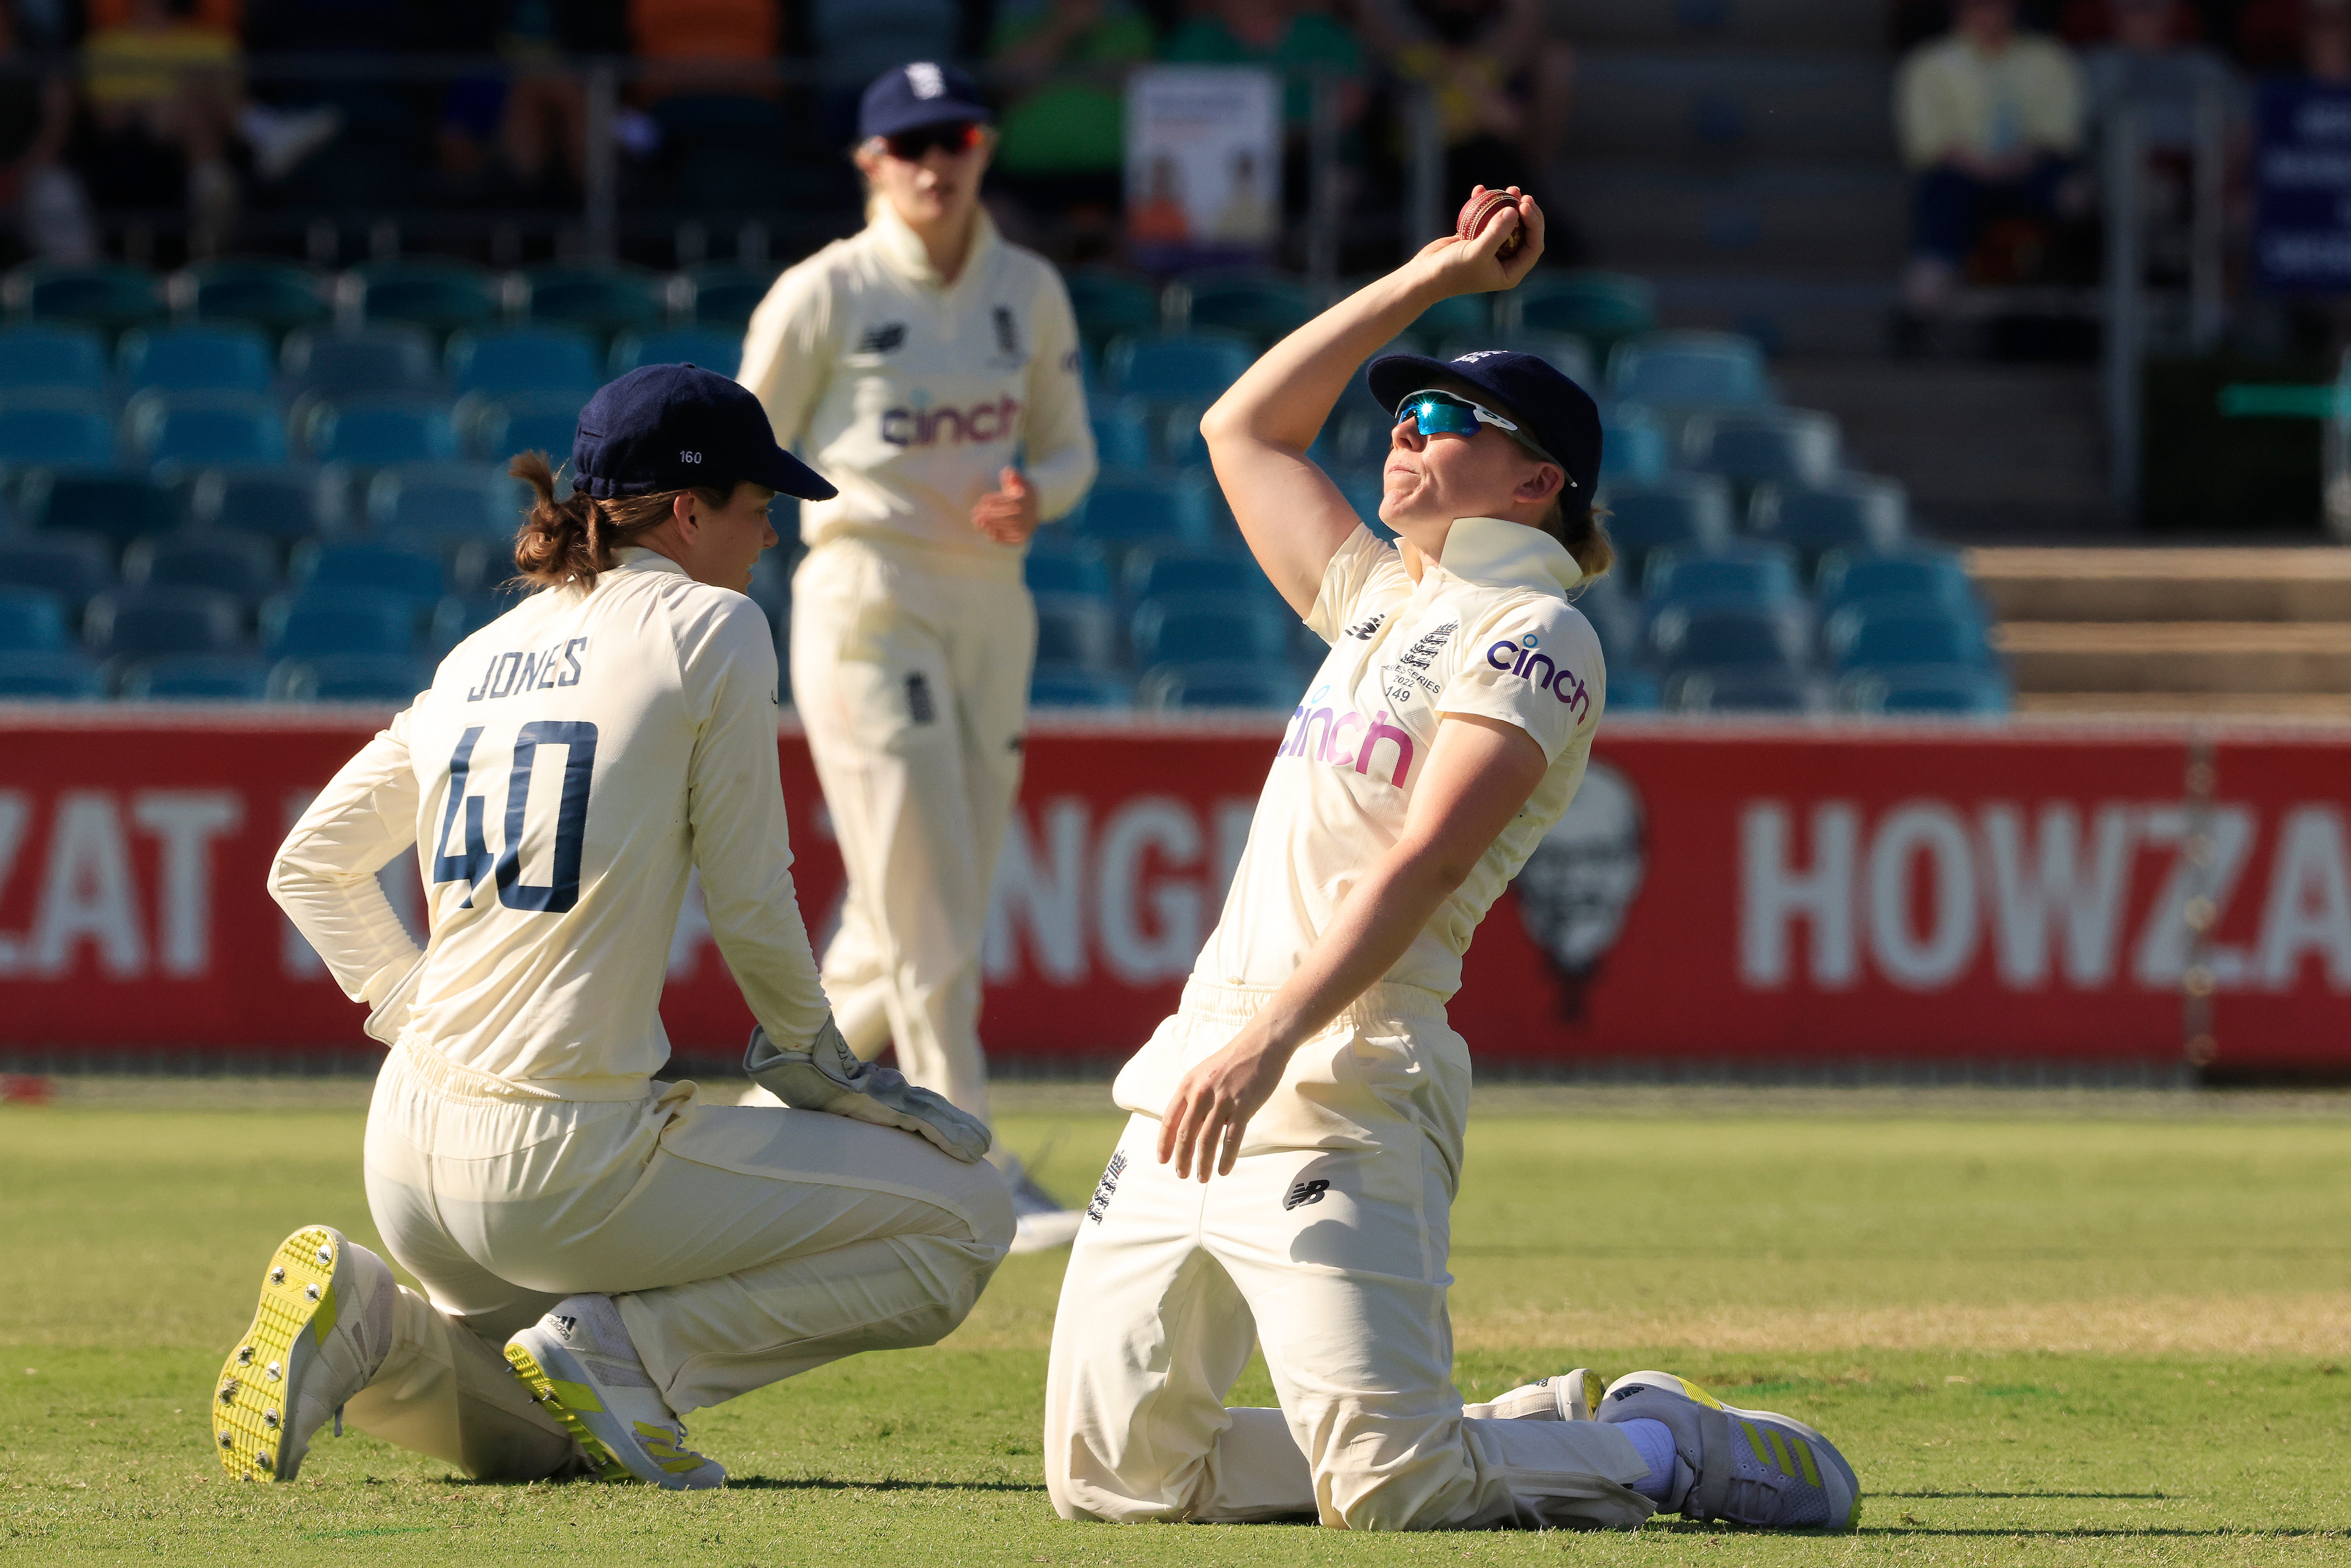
top-left (1485, 631), bottom-right (1592, 719)
top-left (1277, 694), bottom-right (1417, 787)
top-left (880, 394), bottom-right (1022, 448)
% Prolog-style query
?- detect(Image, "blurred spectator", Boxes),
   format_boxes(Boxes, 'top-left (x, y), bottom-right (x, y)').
top-left (0, 0), bottom-right (94, 259)
top-left (810, 0), bottom-right (962, 93)
top-left (2302, 0), bottom-right (2351, 78)
top-left (75, 0), bottom-right (244, 238)
top-left (987, 0), bottom-right (1157, 246)
top-left (1356, 0), bottom-right (1574, 200)
top-left (632, 0), bottom-right (780, 101)
top-left (1161, 0), bottom-right (1365, 132)
top-left (1895, 0), bottom-right (2087, 316)
top-left (434, 1), bottom-right (625, 206)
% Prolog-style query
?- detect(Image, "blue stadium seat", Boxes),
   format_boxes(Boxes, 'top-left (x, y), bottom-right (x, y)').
top-left (1034, 593), bottom-right (1121, 667)
top-left (17, 468), bottom-right (177, 543)
top-left (519, 264), bottom-right (665, 341)
top-left (1024, 538), bottom-right (1115, 599)
top-left (186, 465), bottom-right (337, 540)
top-left (1089, 398), bottom-right (1156, 470)
top-left (1663, 666), bottom-right (1830, 713)
top-left (1508, 271), bottom-right (1656, 351)
top-left (1599, 475), bottom-right (1734, 580)
top-left (1030, 666), bottom-right (1134, 708)
top-left (84, 585), bottom-right (244, 659)
top-left (301, 398), bottom-right (460, 466)
top-left (610, 327), bottom-right (742, 379)
top-left (0, 324), bottom-right (108, 392)
top-left (448, 328), bottom-right (603, 400)
top-left (262, 589), bottom-right (417, 659)
top-left (281, 327), bottom-right (441, 402)
top-left (1333, 467), bottom-right (1391, 531)
top-left (0, 531), bottom-right (113, 610)
top-left (1605, 666), bottom-right (1661, 712)
top-left (1598, 407), bottom-right (1668, 486)
top-left (2, 261), bottom-right (166, 335)
top-left (1106, 332), bottom-right (1256, 403)
top-left (1607, 331), bottom-right (1771, 409)
top-left (1750, 477), bottom-right (1908, 567)
top-left (1837, 665), bottom-right (2011, 715)
top-left (343, 260), bottom-right (501, 339)
top-left (1122, 545), bottom-right (1282, 606)
top-left (1064, 270), bottom-right (1160, 345)
top-left (0, 586), bottom-right (68, 650)
top-left (172, 258), bottom-right (331, 339)
top-left (1175, 271), bottom-right (1315, 344)
top-left (1159, 404), bottom-right (1210, 469)
top-left (1824, 596), bottom-right (1993, 673)
top-left (0, 649), bottom-right (104, 698)
top-left (1132, 594), bottom-right (1294, 666)
top-left (678, 263), bottom-right (777, 330)
top-left (1404, 290), bottom-right (1489, 347)
top-left (1816, 545), bottom-right (1977, 622)
top-left (0, 397), bottom-right (117, 467)
top-left (1066, 471), bottom-right (1216, 546)
top-left (122, 531), bottom-right (279, 604)
top-left (1139, 661), bottom-right (1302, 710)
top-left (1643, 541), bottom-right (1805, 609)
top-left (1682, 408), bottom-right (1840, 489)
top-left (431, 586), bottom-right (533, 651)
top-left (290, 539), bottom-right (447, 609)
top-left (368, 464), bottom-right (523, 550)
top-left (468, 395), bottom-right (582, 463)
top-left (118, 653), bottom-right (272, 700)
top-left (1647, 600), bottom-right (1812, 674)
top-left (268, 653), bottom-right (435, 703)
top-left (1569, 571), bottom-right (1645, 671)
top-left (125, 391), bottom-right (288, 467)
top-left (118, 324), bottom-right (275, 394)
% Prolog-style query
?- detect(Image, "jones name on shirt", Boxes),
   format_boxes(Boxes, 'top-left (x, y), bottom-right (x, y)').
top-left (465, 637), bottom-right (588, 702)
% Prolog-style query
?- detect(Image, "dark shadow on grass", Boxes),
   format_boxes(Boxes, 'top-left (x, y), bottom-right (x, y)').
top-left (721, 1477), bottom-right (1052, 1494)
top-left (1881, 1490), bottom-right (2170, 1499)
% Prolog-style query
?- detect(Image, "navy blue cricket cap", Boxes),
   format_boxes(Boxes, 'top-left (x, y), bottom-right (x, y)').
top-left (572, 364), bottom-right (836, 503)
top-left (1366, 349), bottom-right (1603, 499)
top-left (859, 60), bottom-right (992, 141)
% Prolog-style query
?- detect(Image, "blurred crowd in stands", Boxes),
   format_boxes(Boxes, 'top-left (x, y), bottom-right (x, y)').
top-left (0, 0), bottom-right (1578, 271)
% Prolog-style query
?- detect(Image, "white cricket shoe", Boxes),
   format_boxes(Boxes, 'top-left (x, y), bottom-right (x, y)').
top-left (1598, 1371), bottom-right (1861, 1530)
top-left (504, 1295), bottom-right (725, 1490)
top-left (212, 1225), bottom-right (396, 1482)
top-left (1002, 1158), bottom-right (1083, 1253)
top-left (1464, 1367), bottom-right (1604, 1422)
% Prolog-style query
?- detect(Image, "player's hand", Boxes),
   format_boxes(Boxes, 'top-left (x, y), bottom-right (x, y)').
top-left (1409, 186), bottom-right (1545, 297)
top-left (971, 467), bottom-right (1040, 545)
top-left (1157, 1024), bottom-right (1291, 1182)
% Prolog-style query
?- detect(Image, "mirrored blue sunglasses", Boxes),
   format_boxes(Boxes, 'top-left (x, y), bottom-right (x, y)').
top-left (1393, 388), bottom-right (1558, 466)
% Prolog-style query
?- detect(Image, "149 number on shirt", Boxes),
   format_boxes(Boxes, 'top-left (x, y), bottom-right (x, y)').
top-left (431, 721), bottom-right (599, 913)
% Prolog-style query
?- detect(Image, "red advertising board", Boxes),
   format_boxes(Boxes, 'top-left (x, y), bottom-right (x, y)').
top-left (2, 709), bottom-right (2346, 1074)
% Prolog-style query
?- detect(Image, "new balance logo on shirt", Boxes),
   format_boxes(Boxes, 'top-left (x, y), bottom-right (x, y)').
top-left (1284, 1178), bottom-right (1330, 1211)
top-left (1345, 614), bottom-right (1387, 640)
top-left (858, 322), bottom-right (907, 354)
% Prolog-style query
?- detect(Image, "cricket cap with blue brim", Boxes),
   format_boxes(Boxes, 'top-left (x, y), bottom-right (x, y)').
top-left (1365, 348), bottom-right (1603, 500)
top-left (572, 364), bottom-right (836, 502)
top-left (860, 61), bottom-right (993, 141)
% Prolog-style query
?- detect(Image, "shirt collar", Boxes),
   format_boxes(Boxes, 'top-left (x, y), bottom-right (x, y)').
top-left (611, 544), bottom-right (688, 578)
top-left (1428, 516), bottom-right (1583, 598)
top-left (869, 201), bottom-right (999, 289)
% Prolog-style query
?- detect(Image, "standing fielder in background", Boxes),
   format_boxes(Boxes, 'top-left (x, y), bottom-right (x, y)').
top-left (739, 61), bottom-right (1098, 1249)
top-left (1043, 192), bottom-right (1863, 1533)
top-left (216, 367), bottom-right (1011, 1492)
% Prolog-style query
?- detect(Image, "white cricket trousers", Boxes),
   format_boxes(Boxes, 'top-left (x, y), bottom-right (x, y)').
top-left (791, 536), bottom-right (1035, 1124)
top-left (347, 1039), bottom-right (1015, 1479)
top-left (1044, 982), bottom-right (1654, 1531)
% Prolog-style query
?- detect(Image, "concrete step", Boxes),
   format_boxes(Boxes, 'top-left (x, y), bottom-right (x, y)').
top-left (1549, 0), bottom-right (1891, 53)
top-left (1993, 622), bottom-right (2351, 693)
top-left (2016, 691), bottom-right (2351, 717)
top-left (1969, 547), bottom-right (2351, 623)
top-left (1553, 163), bottom-right (1907, 278)
top-left (1568, 52), bottom-right (1896, 165)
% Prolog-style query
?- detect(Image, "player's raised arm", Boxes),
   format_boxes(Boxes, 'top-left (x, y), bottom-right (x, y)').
top-left (1199, 187), bottom-right (1547, 616)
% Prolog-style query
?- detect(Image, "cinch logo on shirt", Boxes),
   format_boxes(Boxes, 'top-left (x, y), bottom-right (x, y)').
top-left (880, 395), bottom-right (1021, 448)
top-left (1277, 699), bottom-right (1417, 787)
top-left (1485, 632), bottom-right (1592, 719)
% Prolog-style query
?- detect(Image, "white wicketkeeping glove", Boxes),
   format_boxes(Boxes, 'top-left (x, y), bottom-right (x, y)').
top-left (742, 1018), bottom-right (992, 1163)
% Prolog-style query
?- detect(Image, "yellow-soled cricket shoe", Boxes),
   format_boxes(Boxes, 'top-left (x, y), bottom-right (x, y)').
top-left (210, 1225), bottom-right (393, 1482)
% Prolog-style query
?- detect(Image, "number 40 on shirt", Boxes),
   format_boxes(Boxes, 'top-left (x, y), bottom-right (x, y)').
top-left (431, 722), bottom-right (599, 914)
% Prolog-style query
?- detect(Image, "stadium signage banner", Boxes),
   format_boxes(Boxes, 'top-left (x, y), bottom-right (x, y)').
top-left (0, 713), bottom-right (2345, 1074)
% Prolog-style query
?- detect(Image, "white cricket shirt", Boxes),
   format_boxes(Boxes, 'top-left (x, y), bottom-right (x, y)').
top-left (738, 205), bottom-right (1097, 577)
top-left (269, 548), bottom-right (831, 1097)
top-left (1196, 516), bottom-right (1607, 1001)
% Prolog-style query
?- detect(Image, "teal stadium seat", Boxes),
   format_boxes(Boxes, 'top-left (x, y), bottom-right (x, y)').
top-left (262, 588), bottom-right (417, 659)
top-left (468, 395), bottom-right (583, 464)
top-left (1682, 408), bottom-right (1840, 489)
top-left (0, 398), bottom-right (116, 467)
top-left (0, 531), bottom-right (113, 610)
top-left (519, 264), bottom-right (665, 343)
top-left (1508, 271), bottom-right (1655, 355)
top-left (125, 392), bottom-right (288, 467)
top-left (84, 585), bottom-right (244, 659)
top-left (1838, 665), bottom-right (2010, 715)
top-left (343, 260), bottom-right (501, 340)
top-left (1597, 474), bottom-right (1734, 581)
top-left (1607, 331), bottom-right (1771, 409)
top-left (282, 327), bottom-right (440, 401)
top-left (301, 399), bottom-right (459, 466)
top-left (1106, 332), bottom-right (1255, 404)
top-left (119, 323), bottom-right (275, 394)
top-left (18, 468), bottom-right (176, 543)
top-left (267, 653), bottom-right (434, 703)
top-left (118, 653), bottom-right (271, 700)
top-left (0, 585), bottom-right (67, 650)
top-left (448, 328), bottom-right (602, 400)
top-left (1066, 470), bottom-right (1216, 546)
top-left (1643, 540), bottom-right (1806, 610)
top-left (3, 261), bottom-right (166, 337)
top-left (1598, 407), bottom-right (1668, 486)
top-left (1175, 270), bottom-right (1315, 345)
top-left (0, 324), bottom-right (107, 392)
top-left (291, 539), bottom-right (447, 611)
top-left (610, 328), bottom-right (742, 379)
top-left (0, 650), bottom-right (104, 698)
top-left (1749, 477), bottom-right (1908, 571)
top-left (171, 258), bottom-right (331, 340)
top-left (122, 531), bottom-right (278, 605)
top-left (678, 263), bottom-right (778, 331)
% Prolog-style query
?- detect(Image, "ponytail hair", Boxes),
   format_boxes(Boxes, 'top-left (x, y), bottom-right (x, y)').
top-left (508, 451), bottom-right (729, 592)
top-left (1540, 497), bottom-right (1616, 583)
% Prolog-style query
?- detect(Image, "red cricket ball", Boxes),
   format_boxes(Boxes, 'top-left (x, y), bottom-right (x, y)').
top-left (1458, 189), bottom-right (1525, 261)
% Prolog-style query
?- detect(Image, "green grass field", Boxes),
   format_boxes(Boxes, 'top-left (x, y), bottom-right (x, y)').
top-left (4, 1080), bottom-right (2348, 1565)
